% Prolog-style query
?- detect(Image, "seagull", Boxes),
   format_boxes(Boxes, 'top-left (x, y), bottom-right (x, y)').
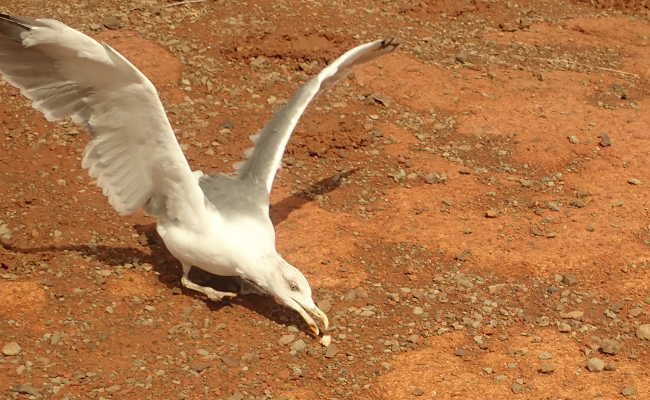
top-left (0, 14), bottom-right (398, 335)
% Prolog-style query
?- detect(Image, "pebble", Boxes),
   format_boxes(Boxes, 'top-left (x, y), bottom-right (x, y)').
top-left (485, 209), bottom-right (498, 218)
top-left (320, 335), bottom-right (332, 347)
top-left (291, 339), bottom-right (307, 353)
top-left (637, 324), bottom-right (650, 340)
top-left (538, 352), bottom-right (553, 360)
top-left (600, 338), bottom-right (621, 355)
top-left (599, 133), bottom-right (612, 147)
top-left (412, 306), bottom-right (424, 315)
top-left (628, 178), bottom-right (641, 185)
top-left (190, 361), bottom-right (211, 372)
top-left (278, 334), bottom-right (295, 346)
top-left (2, 342), bottom-right (21, 356)
top-left (324, 344), bottom-right (338, 358)
top-left (558, 323), bottom-right (571, 333)
top-left (621, 386), bottom-right (636, 397)
top-left (562, 274), bottom-right (578, 285)
top-left (10, 384), bottom-right (39, 396)
top-left (511, 383), bottom-right (524, 394)
top-left (568, 135), bottom-right (579, 144)
top-left (560, 310), bottom-right (583, 320)
top-left (411, 387), bottom-right (425, 396)
top-left (538, 362), bottom-right (555, 374)
top-left (587, 357), bottom-right (605, 372)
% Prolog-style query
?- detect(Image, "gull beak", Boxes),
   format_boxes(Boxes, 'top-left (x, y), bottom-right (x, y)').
top-left (289, 300), bottom-right (329, 336)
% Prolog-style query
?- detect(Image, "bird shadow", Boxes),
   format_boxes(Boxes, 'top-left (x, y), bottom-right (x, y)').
top-left (270, 168), bottom-right (358, 226)
top-left (3, 211), bottom-right (336, 334)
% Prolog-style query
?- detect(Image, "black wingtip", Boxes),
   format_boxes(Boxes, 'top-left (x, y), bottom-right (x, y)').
top-left (0, 13), bottom-right (33, 42)
top-left (380, 38), bottom-right (399, 50)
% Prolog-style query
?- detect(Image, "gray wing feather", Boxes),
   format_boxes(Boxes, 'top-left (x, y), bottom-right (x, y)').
top-left (0, 15), bottom-right (208, 225)
top-left (235, 38), bottom-right (398, 193)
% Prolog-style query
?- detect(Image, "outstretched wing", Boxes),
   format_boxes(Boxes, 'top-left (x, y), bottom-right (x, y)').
top-left (235, 38), bottom-right (398, 193)
top-left (0, 14), bottom-right (207, 225)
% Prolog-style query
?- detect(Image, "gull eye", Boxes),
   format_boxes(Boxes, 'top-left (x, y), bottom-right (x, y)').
top-left (288, 281), bottom-right (299, 292)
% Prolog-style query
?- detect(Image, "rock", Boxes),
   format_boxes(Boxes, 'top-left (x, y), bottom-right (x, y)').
top-left (454, 348), bottom-right (466, 357)
top-left (190, 361), bottom-right (211, 372)
top-left (412, 306), bottom-right (424, 315)
top-left (485, 209), bottom-right (498, 218)
top-left (538, 362), bottom-right (555, 374)
top-left (10, 384), bottom-right (39, 396)
top-left (600, 339), bottom-right (621, 355)
top-left (637, 324), bottom-right (650, 340)
top-left (424, 172), bottom-right (447, 184)
top-left (628, 178), bottom-right (641, 185)
top-left (560, 311), bottom-right (583, 320)
top-left (511, 382), bottom-right (524, 394)
top-left (621, 386), bottom-right (636, 397)
top-left (538, 352), bottom-right (553, 360)
top-left (561, 274), bottom-right (578, 285)
top-left (599, 133), bottom-right (611, 147)
top-left (568, 135), bottom-right (579, 144)
top-left (103, 15), bottom-right (123, 30)
top-left (324, 344), bottom-right (338, 358)
top-left (290, 339), bottom-right (307, 353)
top-left (320, 335), bottom-right (332, 347)
top-left (278, 334), bottom-right (295, 346)
top-left (587, 357), bottom-right (605, 372)
top-left (2, 342), bottom-right (21, 356)
top-left (411, 387), bottom-right (425, 396)
top-left (227, 392), bottom-right (244, 400)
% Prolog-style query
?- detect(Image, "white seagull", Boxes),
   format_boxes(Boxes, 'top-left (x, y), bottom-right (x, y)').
top-left (0, 14), bottom-right (398, 335)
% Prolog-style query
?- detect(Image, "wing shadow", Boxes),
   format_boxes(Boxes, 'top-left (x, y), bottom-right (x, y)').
top-left (270, 168), bottom-right (357, 226)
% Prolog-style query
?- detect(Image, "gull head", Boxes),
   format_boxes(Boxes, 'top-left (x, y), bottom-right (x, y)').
top-left (250, 257), bottom-right (329, 336)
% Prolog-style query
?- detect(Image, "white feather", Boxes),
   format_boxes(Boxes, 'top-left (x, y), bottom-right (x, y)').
top-left (0, 17), bottom-right (209, 225)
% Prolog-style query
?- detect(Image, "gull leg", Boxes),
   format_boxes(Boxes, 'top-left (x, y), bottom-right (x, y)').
top-left (180, 264), bottom-right (237, 301)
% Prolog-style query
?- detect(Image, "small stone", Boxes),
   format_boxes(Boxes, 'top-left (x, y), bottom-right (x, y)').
top-left (605, 362), bottom-right (617, 371)
top-left (562, 274), bottom-right (578, 285)
top-left (636, 324), bottom-right (650, 340)
top-left (628, 178), bottom-right (641, 185)
top-left (10, 384), bottom-right (39, 396)
top-left (568, 135), bottom-right (579, 144)
top-left (560, 310), bottom-right (583, 320)
top-left (558, 322), bottom-right (571, 332)
top-left (320, 335), bottom-right (332, 347)
top-left (324, 344), bottom-right (338, 358)
top-left (538, 362), bottom-right (555, 374)
top-left (538, 352), bottom-right (553, 360)
top-left (511, 382), bottom-right (524, 394)
top-left (411, 387), bottom-right (425, 396)
top-left (600, 339), bottom-right (621, 355)
top-left (103, 15), bottom-right (122, 30)
top-left (190, 361), bottom-right (211, 372)
top-left (485, 209), bottom-right (498, 218)
top-left (621, 386), bottom-right (636, 397)
top-left (291, 339), bottom-right (307, 353)
top-left (570, 200), bottom-right (586, 208)
top-left (278, 334), bottom-right (295, 346)
top-left (587, 357), bottom-right (605, 372)
top-left (412, 306), bottom-right (424, 315)
top-left (599, 133), bottom-right (612, 147)
top-left (454, 348), bottom-right (466, 357)
top-left (2, 342), bottom-right (21, 356)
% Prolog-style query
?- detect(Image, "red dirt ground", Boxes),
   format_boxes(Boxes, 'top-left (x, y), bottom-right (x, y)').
top-left (1, 1), bottom-right (650, 399)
